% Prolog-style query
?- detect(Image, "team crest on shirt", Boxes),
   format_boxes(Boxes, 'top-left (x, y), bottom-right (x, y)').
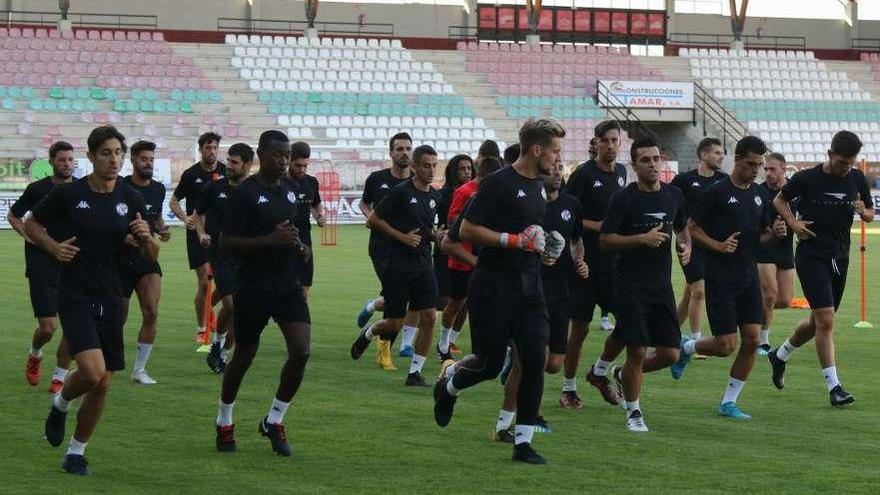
top-left (429, 198), bottom-right (436, 209)
top-left (561, 209), bottom-right (572, 221)
top-left (116, 203), bottom-right (129, 216)
top-left (754, 195), bottom-right (762, 206)
top-left (287, 192), bottom-right (296, 203)
top-left (541, 188), bottom-right (547, 200)
top-left (618, 177), bottom-right (625, 187)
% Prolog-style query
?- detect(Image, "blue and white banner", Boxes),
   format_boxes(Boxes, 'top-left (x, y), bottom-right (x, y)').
top-left (599, 80), bottom-right (695, 109)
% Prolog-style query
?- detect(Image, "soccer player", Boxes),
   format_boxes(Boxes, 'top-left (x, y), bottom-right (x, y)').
top-left (433, 118), bottom-right (565, 465)
top-left (439, 156), bottom-right (505, 359)
top-left (492, 156), bottom-right (588, 442)
top-left (8, 141), bottom-right (75, 393)
top-left (355, 132), bottom-right (418, 369)
top-left (350, 145), bottom-right (442, 386)
top-left (594, 137), bottom-right (691, 432)
top-left (756, 153), bottom-right (796, 355)
top-left (195, 143), bottom-right (254, 373)
top-left (214, 131), bottom-right (312, 456)
top-left (768, 131), bottom-right (874, 407)
top-left (559, 120), bottom-right (627, 410)
top-left (30, 126), bottom-right (157, 475)
top-left (670, 136), bottom-right (786, 420)
top-left (119, 141), bottom-right (172, 385)
top-left (435, 154), bottom-right (473, 359)
top-left (286, 141), bottom-right (326, 301)
top-left (670, 138), bottom-right (728, 348)
top-left (170, 132), bottom-right (226, 343)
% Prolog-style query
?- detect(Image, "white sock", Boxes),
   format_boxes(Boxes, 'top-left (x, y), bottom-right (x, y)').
top-left (444, 361), bottom-right (457, 379)
top-left (266, 397), bottom-right (290, 424)
top-left (683, 339), bottom-right (697, 356)
top-left (592, 359), bottom-right (612, 377)
top-left (690, 330), bottom-right (702, 340)
top-left (66, 438), bottom-right (87, 456)
top-left (220, 348), bottom-right (229, 363)
top-left (54, 393), bottom-right (71, 412)
top-left (366, 299), bottom-right (376, 313)
top-left (401, 325), bottom-right (417, 348)
top-left (760, 329), bottom-right (770, 345)
top-left (438, 327), bottom-right (452, 353)
top-left (409, 354), bottom-right (426, 374)
top-left (625, 400), bottom-right (641, 414)
top-left (514, 424), bottom-right (535, 445)
top-left (776, 338), bottom-right (797, 362)
top-left (496, 409), bottom-right (515, 432)
top-left (722, 376), bottom-right (746, 404)
top-left (29, 346), bottom-right (43, 358)
top-left (446, 376), bottom-right (461, 397)
top-left (822, 366), bottom-right (840, 391)
top-left (216, 400), bottom-right (234, 426)
top-left (133, 343), bottom-right (153, 374)
top-left (562, 378), bottom-right (577, 392)
top-left (364, 323), bottom-right (376, 340)
top-left (52, 367), bottom-right (68, 382)
top-left (449, 330), bottom-right (460, 344)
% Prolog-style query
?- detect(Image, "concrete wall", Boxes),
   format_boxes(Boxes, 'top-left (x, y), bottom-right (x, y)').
top-left (668, 11), bottom-right (851, 49)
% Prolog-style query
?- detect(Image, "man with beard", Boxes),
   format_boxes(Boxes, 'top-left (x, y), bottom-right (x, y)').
top-left (9, 141), bottom-right (75, 393)
top-left (285, 141), bottom-right (326, 301)
top-left (170, 132), bottom-right (226, 343)
top-left (119, 141), bottom-right (172, 384)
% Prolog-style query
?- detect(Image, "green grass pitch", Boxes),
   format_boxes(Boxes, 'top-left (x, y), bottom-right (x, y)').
top-left (1, 225), bottom-right (879, 494)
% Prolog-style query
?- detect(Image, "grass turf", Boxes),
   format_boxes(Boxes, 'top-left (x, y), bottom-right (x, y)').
top-left (2, 225), bottom-right (879, 494)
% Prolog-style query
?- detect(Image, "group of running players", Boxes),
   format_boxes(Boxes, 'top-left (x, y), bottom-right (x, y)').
top-left (9, 117), bottom-right (872, 472)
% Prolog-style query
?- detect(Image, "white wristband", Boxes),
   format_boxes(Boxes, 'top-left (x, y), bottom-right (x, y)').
top-left (499, 233), bottom-right (509, 247)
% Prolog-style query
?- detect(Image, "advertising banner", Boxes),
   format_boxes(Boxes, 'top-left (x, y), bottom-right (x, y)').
top-left (598, 80), bottom-right (695, 109)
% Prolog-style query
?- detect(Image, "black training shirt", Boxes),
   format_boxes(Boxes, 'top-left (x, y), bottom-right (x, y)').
top-left (10, 177), bottom-right (69, 278)
top-left (756, 181), bottom-right (797, 262)
top-left (362, 168), bottom-right (411, 260)
top-left (669, 168), bottom-right (729, 219)
top-left (692, 178), bottom-right (774, 286)
top-left (122, 176), bottom-right (165, 233)
top-left (32, 178), bottom-right (147, 299)
top-left (173, 162), bottom-right (227, 215)
top-left (542, 192), bottom-right (583, 300)
top-left (196, 178), bottom-right (235, 247)
top-left (564, 160), bottom-right (627, 272)
top-left (373, 180), bottom-right (441, 272)
top-left (222, 175), bottom-right (301, 292)
top-left (285, 174), bottom-right (322, 247)
top-left (779, 164), bottom-right (872, 259)
top-left (601, 183), bottom-right (687, 289)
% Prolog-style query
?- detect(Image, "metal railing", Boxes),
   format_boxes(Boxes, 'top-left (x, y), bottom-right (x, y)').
top-left (1, 10), bottom-right (157, 29)
top-left (669, 32), bottom-right (806, 50)
top-left (218, 17), bottom-right (393, 37)
top-left (595, 80), bottom-right (676, 160)
top-left (450, 24), bottom-right (663, 46)
top-left (853, 38), bottom-right (880, 52)
top-left (692, 81), bottom-right (749, 150)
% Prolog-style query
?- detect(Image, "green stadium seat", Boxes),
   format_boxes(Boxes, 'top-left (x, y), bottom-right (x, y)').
top-left (180, 101), bottom-right (193, 113)
top-left (72, 99), bottom-right (85, 112)
top-left (45, 99), bottom-right (58, 111)
top-left (58, 99), bottom-right (72, 112)
top-left (140, 100), bottom-right (154, 112)
top-left (63, 87), bottom-right (76, 99)
top-left (1, 98), bottom-right (14, 110)
top-left (85, 99), bottom-right (98, 111)
top-left (29, 99), bottom-right (44, 111)
top-left (154, 100), bottom-right (166, 113)
top-left (49, 87), bottom-right (63, 99)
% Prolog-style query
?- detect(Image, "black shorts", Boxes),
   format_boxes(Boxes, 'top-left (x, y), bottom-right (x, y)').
top-left (119, 250), bottom-right (162, 298)
top-left (371, 257), bottom-right (390, 297)
top-left (449, 268), bottom-right (472, 300)
top-left (234, 286), bottom-right (310, 345)
top-left (705, 279), bottom-right (764, 336)
top-left (186, 230), bottom-right (211, 270)
top-left (297, 256), bottom-right (315, 287)
top-left (757, 247), bottom-right (795, 270)
top-left (547, 298), bottom-right (570, 355)
top-left (434, 255), bottom-right (451, 299)
top-left (380, 265), bottom-right (438, 319)
top-left (28, 270), bottom-right (59, 318)
top-left (796, 250), bottom-right (848, 311)
top-left (569, 269), bottom-right (615, 323)
top-left (611, 286), bottom-right (680, 348)
top-left (210, 250), bottom-right (237, 299)
top-left (59, 295), bottom-right (125, 371)
top-left (682, 247), bottom-right (706, 284)
top-left (468, 292), bottom-right (549, 357)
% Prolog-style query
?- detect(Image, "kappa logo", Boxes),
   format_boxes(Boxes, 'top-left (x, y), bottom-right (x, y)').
top-left (644, 212), bottom-right (667, 220)
top-left (410, 197), bottom-right (418, 204)
top-left (298, 193), bottom-right (306, 199)
top-left (195, 178), bottom-right (203, 184)
top-left (145, 204), bottom-right (153, 211)
top-left (618, 176), bottom-right (625, 187)
top-left (728, 196), bottom-right (739, 204)
top-left (824, 192), bottom-right (847, 200)
top-left (592, 180), bottom-right (604, 188)
top-left (516, 189), bottom-right (527, 198)
top-left (286, 192), bottom-right (296, 203)
top-left (218, 192), bottom-right (227, 199)
top-left (257, 195), bottom-right (269, 204)
top-left (691, 181), bottom-right (700, 187)
top-left (754, 195), bottom-right (763, 206)
top-left (75, 201), bottom-right (90, 209)
top-left (561, 209), bottom-right (572, 221)
top-left (116, 203), bottom-right (128, 216)
top-left (380, 183), bottom-right (389, 189)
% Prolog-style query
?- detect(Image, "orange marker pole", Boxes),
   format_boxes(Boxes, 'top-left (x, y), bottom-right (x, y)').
top-left (197, 265), bottom-right (216, 350)
top-left (855, 159), bottom-right (872, 329)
